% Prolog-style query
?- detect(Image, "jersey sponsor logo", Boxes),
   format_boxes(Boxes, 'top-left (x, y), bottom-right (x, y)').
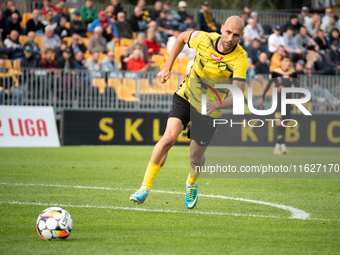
top-left (209, 52), bottom-right (223, 61)
top-left (192, 31), bottom-right (200, 38)
top-left (282, 75), bottom-right (290, 78)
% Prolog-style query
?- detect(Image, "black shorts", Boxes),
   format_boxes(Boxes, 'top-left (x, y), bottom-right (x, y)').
top-left (168, 93), bottom-right (217, 147)
top-left (275, 104), bottom-right (291, 119)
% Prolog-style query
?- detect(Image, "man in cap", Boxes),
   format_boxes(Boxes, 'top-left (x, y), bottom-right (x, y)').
top-left (268, 25), bottom-right (285, 54)
top-left (87, 10), bottom-right (119, 38)
top-left (70, 10), bottom-right (87, 37)
top-left (199, 1), bottom-right (218, 32)
top-left (177, 1), bottom-right (188, 23)
top-left (21, 44), bottom-right (40, 81)
top-left (298, 6), bottom-right (312, 26)
top-left (163, 1), bottom-right (181, 27)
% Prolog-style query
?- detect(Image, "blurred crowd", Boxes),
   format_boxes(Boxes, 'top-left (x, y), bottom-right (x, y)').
top-left (0, 0), bottom-right (339, 106)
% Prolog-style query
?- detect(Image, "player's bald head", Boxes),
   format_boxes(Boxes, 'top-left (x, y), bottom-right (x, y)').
top-left (224, 16), bottom-right (244, 31)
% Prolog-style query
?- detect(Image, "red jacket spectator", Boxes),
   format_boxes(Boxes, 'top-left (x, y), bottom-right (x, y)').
top-left (43, 0), bottom-right (57, 17)
top-left (127, 49), bottom-right (147, 71)
top-left (145, 29), bottom-right (160, 57)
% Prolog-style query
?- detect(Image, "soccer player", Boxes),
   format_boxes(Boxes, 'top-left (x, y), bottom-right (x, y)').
top-left (130, 16), bottom-right (247, 209)
top-left (259, 55), bottom-right (298, 155)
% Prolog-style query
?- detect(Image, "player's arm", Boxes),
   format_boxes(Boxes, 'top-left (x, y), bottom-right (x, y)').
top-left (157, 31), bottom-right (192, 83)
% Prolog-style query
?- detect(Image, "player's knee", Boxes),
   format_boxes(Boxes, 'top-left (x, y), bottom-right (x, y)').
top-left (159, 134), bottom-right (177, 149)
top-left (190, 154), bottom-right (205, 166)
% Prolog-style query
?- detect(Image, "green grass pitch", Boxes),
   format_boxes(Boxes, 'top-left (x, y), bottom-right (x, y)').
top-left (0, 146), bottom-right (339, 254)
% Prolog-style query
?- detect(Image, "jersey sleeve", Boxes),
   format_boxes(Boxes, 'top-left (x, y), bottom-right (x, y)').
top-left (188, 31), bottom-right (206, 49)
top-left (232, 53), bottom-right (247, 81)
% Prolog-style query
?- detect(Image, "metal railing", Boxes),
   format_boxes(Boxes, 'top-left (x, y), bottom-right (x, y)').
top-left (1, 69), bottom-right (339, 116)
top-left (16, 1), bottom-right (295, 27)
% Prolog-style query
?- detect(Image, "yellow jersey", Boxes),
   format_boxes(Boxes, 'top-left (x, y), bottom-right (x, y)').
top-left (176, 31), bottom-right (247, 118)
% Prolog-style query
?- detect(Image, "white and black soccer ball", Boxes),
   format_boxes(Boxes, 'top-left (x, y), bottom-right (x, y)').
top-left (36, 207), bottom-right (73, 241)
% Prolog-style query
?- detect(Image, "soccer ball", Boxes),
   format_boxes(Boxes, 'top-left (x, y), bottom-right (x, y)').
top-left (36, 207), bottom-right (73, 240)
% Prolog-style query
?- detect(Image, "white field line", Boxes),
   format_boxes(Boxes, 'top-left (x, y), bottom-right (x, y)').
top-left (0, 182), bottom-right (318, 221)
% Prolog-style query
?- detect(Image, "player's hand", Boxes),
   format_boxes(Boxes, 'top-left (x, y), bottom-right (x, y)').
top-left (157, 68), bottom-right (171, 84)
top-left (206, 100), bottom-right (218, 115)
top-left (259, 97), bottom-right (264, 106)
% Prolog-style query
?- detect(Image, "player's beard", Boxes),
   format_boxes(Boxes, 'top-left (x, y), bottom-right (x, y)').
top-left (222, 39), bottom-right (235, 51)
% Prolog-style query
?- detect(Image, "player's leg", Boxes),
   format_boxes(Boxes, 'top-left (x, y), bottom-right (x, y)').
top-left (130, 117), bottom-right (184, 203)
top-left (185, 139), bottom-right (208, 209)
top-left (274, 117), bottom-right (284, 155)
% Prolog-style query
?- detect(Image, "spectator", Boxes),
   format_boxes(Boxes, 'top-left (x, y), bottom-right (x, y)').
top-left (327, 28), bottom-right (340, 48)
top-left (177, 1), bottom-right (188, 23)
top-left (246, 57), bottom-right (256, 83)
top-left (80, 0), bottom-right (97, 26)
top-left (283, 26), bottom-right (303, 61)
top-left (127, 49), bottom-right (147, 72)
top-left (179, 15), bottom-right (197, 32)
top-left (55, 41), bottom-right (68, 60)
top-left (163, 1), bottom-right (182, 28)
top-left (129, 7), bottom-right (148, 32)
top-left (4, 30), bottom-right (22, 59)
top-left (243, 18), bottom-right (262, 49)
top-left (268, 25), bottom-right (285, 54)
top-left (321, 15), bottom-right (339, 37)
top-left (40, 48), bottom-right (56, 69)
top-left (55, 15), bottom-right (71, 39)
top-left (23, 31), bottom-right (41, 59)
top-left (56, 47), bottom-right (75, 69)
top-left (247, 39), bottom-right (261, 65)
top-left (0, 36), bottom-right (9, 59)
top-left (120, 45), bottom-right (130, 71)
top-left (105, 5), bottom-right (116, 21)
top-left (156, 10), bottom-right (173, 40)
top-left (136, 0), bottom-right (151, 23)
top-left (37, 3), bottom-right (45, 22)
top-left (255, 52), bottom-right (270, 74)
top-left (314, 29), bottom-right (328, 54)
top-left (325, 40), bottom-right (340, 74)
top-left (21, 44), bottom-right (40, 85)
top-left (306, 12), bottom-right (320, 38)
top-left (5, 12), bottom-right (22, 36)
top-left (114, 12), bottom-right (134, 39)
top-left (70, 11), bottom-right (87, 37)
top-left (145, 29), bottom-right (160, 57)
top-left (295, 26), bottom-right (316, 53)
top-left (111, 0), bottom-right (123, 18)
top-left (149, 1), bottom-right (162, 21)
top-left (3, 0), bottom-right (21, 21)
top-left (243, 3), bottom-right (252, 16)
top-left (26, 9), bottom-right (45, 35)
top-left (322, 7), bottom-right (333, 24)
top-left (103, 23), bottom-right (115, 42)
top-left (240, 11), bottom-right (249, 27)
top-left (295, 59), bottom-right (305, 75)
top-left (270, 45), bottom-right (286, 72)
top-left (102, 50), bottom-right (120, 78)
top-left (283, 14), bottom-right (302, 36)
top-left (73, 51), bottom-right (86, 70)
top-left (167, 29), bottom-right (196, 59)
top-left (88, 26), bottom-right (107, 54)
top-left (42, 25), bottom-right (61, 52)
top-left (249, 12), bottom-right (264, 35)
top-left (130, 33), bottom-right (148, 61)
top-left (0, 11), bottom-right (5, 38)
top-left (0, 58), bottom-right (22, 105)
top-left (88, 11), bottom-right (119, 38)
top-left (42, 10), bottom-right (58, 30)
top-left (199, 1), bottom-right (218, 32)
top-left (69, 33), bottom-right (87, 58)
top-left (42, 0), bottom-right (57, 17)
top-left (55, 0), bottom-right (69, 19)
top-left (86, 51), bottom-right (102, 79)
top-left (308, 83), bottom-right (340, 106)
top-left (297, 6), bottom-right (311, 26)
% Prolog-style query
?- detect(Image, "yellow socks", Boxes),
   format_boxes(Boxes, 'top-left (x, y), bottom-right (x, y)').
top-left (187, 167), bottom-right (201, 184)
top-left (141, 161), bottom-right (162, 190)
